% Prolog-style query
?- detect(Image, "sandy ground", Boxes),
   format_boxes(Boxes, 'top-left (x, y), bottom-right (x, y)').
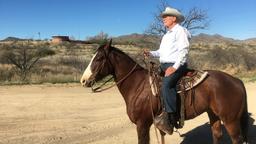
top-left (0, 83), bottom-right (255, 144)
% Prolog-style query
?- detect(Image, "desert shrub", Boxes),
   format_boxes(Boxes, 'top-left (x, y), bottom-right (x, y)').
top-left (57, 56), bottom-right (87, 73)
top-left (235, 48), bottom-right (256, 70)
top-left (86, 31), bottom-right (109, 45)
top-left (0, 41), bottom-right (55, 81)
top-left (113, 34), bottom-right (160, 49)
top-left (188, 46), bottom-right (256, 74)
top-left (0, 67), bottom-right (15, 82)
top-left (1, 37), bottom-right (255, 84)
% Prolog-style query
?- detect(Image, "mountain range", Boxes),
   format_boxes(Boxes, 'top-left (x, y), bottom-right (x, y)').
top-left (1, 33), bottom-right (256, 45)
top-left (114, 33), bottom-right (256, 45)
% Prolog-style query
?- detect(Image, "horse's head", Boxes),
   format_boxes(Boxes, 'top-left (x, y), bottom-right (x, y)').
top-left (80, 39), bottom-right (114, 87)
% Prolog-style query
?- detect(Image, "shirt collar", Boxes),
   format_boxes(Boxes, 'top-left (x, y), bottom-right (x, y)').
top-left (167, 24), bottom-right (180, 33)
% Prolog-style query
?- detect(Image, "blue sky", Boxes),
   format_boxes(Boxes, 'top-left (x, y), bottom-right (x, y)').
top-left (0, 0), bottom-right (255, 40)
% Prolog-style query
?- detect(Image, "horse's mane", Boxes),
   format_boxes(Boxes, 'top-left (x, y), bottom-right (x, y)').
top-left (111, 46), bottom-right (137, 63)
top-left (111, 46), bottom-right (146, 71)
top-left (111, 47), bottom-right (127, 56)
top-left (97, 42), bottom-right (132, 58)
top-left (97, 43), bottom-right (143, 69)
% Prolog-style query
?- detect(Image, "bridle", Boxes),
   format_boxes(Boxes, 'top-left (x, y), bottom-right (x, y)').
top-left (89, 49), bottom-right (138, 92)
top-left (91, 63), bottom-right (138, 92)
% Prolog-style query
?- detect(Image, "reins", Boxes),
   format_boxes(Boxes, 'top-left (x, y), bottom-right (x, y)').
top-left (91, 63), bottom-right (138, 92)
top-left (144, 56), bottom-right (161, 144)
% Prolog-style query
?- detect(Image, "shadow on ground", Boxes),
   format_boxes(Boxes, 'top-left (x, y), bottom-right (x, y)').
top-left (180, 113), bottom-right (256, 144)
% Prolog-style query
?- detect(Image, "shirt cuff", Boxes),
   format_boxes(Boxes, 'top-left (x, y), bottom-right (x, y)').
top-left (149, 51), bottom-right (159, 57)
top-left (173, 62), bottom-right (180, 70)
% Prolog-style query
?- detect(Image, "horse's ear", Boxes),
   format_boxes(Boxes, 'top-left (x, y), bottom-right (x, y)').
top-left (104, 39), bottom-right (113, 54)
top-left (104, 39), bottom-right (112, 49)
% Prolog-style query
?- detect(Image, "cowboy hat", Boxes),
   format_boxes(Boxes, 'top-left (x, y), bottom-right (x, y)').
top-left (161, 7), bottom-right (185, 23)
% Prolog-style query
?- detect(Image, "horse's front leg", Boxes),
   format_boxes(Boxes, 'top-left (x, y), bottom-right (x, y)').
top-left (136, 121), bottom-right (151, 144)
top-left (160, 130), bottom-right (166, 144)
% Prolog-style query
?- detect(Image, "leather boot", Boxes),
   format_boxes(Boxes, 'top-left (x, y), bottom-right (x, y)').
top-left (154, 112), bottom-right (174, 135)
top-left (169, 113), bottom-right (179, 129)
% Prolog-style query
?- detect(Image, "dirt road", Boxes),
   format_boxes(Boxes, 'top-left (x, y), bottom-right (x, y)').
top-left (0, 83), bottom-right (255, 144)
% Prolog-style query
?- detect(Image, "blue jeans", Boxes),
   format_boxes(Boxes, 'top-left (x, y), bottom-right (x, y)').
top-left (161, 63), bottom-right (187, 113)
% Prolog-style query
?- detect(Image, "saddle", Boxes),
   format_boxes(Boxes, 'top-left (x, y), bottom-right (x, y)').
top-left (148, 62), bottom-right (208, 128)
top-left (176, 70), bottom-right (208, 93)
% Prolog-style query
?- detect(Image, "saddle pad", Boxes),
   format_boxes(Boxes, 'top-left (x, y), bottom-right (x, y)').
top-left (177, 70), bottom-right (208, 93)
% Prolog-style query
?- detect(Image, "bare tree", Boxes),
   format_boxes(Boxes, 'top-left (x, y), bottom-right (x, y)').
top-left (87, 31), bottom-right (110, 44)
top-left (183, 7), bottom-right (210, 33)
top-left (145, 0), bottom-right (210, 36)
top-left (3, 41), bottom-right (55, 81)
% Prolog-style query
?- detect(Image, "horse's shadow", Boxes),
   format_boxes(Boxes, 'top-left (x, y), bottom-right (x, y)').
top-left (180, 113), bottom-right (256, 144)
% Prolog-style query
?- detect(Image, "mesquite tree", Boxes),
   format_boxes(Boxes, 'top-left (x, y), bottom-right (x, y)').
top-left (2, 41), bottom-right (55, 81)
top-left (145, 0), bottom-right (210, 36)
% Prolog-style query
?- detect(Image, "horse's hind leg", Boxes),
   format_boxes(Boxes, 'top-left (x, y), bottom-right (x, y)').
top-left (223, 120), bottom-right (243, 144)
top-left (207, 110), bottom-right (222, 144)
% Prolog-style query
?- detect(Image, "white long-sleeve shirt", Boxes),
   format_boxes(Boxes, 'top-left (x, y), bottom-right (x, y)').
top-left (150, 24), bottom-right (191, 69)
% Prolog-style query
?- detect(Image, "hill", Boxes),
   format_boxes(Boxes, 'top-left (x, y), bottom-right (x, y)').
top-left (191, 33), bottom-right (239, 44)
top-left (244, 38), bottom-right (256, 45)
top-left (0, 37), bottom-right (32, 42)
top-left (113, 33), bottom-right (256, 46)
top-left (113, 33), bottom-right (160, 48)
top-left (2, 33), bottom-right (255, 46)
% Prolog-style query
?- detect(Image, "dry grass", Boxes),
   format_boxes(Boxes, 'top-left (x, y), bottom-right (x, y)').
top-left (0, 40), bottom-right (256, 84)
top-left (188, 44), bottom-right (256, 74)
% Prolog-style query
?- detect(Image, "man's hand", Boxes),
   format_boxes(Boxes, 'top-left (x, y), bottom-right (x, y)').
top-left (143, 49), bottom-right (150, 57)
top-left (165, 67), bottom-right (176, 77)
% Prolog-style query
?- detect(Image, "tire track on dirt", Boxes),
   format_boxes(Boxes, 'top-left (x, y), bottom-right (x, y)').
top-left (57, 117), bottom-right (134, 144)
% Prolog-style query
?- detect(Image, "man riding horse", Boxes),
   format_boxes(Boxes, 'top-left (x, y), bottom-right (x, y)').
top-left (144, 6), bottom-right (191, 134)
top-left (81, 6), bottom-right (248, 144)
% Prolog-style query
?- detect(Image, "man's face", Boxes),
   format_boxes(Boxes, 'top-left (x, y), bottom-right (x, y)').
top-left (162, 15), bottom-right (176, 28)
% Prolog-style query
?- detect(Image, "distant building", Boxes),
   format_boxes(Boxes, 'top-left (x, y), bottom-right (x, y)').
top-left (51, 36), bottom-right (70, 43)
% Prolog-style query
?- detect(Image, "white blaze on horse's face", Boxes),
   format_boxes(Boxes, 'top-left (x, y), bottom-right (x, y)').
top-left (80, 52), bottom-right (98, 86)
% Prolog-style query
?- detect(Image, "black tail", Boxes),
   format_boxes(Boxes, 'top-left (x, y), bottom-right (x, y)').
top-left (240, 83), bottom-right (249, 143)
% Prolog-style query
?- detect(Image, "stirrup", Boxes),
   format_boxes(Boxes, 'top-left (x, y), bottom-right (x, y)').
top-left (154, 112), bottom-right (174, 135)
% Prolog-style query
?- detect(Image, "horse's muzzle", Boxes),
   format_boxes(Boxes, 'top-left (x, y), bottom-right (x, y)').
top-left (81, 79), bottom-right (95, 87)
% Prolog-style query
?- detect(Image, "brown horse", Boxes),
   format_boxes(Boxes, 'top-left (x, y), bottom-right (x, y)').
top-left (80, 40), bottom-right (248, 144)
